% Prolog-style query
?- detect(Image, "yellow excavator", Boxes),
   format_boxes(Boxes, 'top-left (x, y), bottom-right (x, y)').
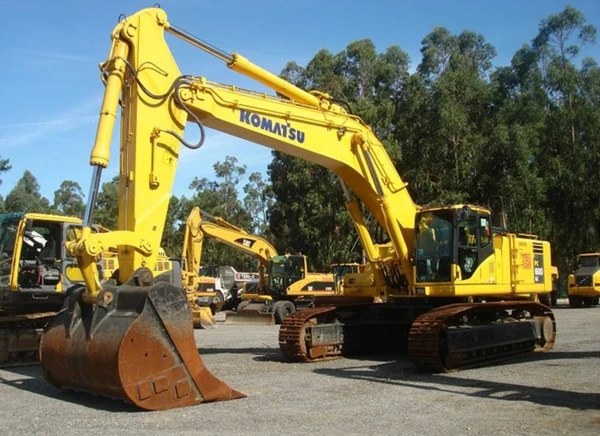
top-left (0, 212), bottom-right (95, 366)
top-left (179, 208), bottom-right (231, 328)
top-left (183, 207), bottom-right (339, 325)
top-left (40, 7), bottom-right (556, 411)
top-left (187, 207), bottom-right (274, 306)
top-left (229, 253), bottom-right (337, 325)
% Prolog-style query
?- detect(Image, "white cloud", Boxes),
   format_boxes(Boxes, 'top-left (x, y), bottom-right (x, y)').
top-left (10, 49), bottom-right (93, 64)
top-left (0, 95), bottom-right (101, 149)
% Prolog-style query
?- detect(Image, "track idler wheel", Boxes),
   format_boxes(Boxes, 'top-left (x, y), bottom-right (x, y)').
top-left (40, 270), bottom-right (245, 410)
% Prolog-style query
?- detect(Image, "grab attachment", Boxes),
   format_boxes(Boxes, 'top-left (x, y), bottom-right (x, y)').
top-left (40, 268), bottom-right (245, 411)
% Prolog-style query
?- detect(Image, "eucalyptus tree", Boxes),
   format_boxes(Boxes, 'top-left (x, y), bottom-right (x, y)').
top-left (531, 6), bottom-right (598, 267)
top-left (53, 180), bottom-right (85, 218)
top-left (269, 39), bottom-right (411, 269)
top-left (5, 170), bottom-right (52, 214)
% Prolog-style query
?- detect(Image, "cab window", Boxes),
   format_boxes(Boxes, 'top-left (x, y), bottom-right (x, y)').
top-left (479, 216), bottom-right (491, 247)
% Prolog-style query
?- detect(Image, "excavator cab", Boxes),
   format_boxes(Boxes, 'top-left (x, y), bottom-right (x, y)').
top-left (414, 206), bottom-right (493, 284)
top-left (267, 255), bottom-right (307, 295)
top-left (0, 213), bottom-right (91, 313)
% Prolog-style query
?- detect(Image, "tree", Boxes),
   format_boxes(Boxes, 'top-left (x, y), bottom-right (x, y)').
top-left (160, 195), bottom-right (187, 257)
top-left (243, 172), bottom-right (273, 235)
top-left (533, 5), bottom-right (597, 145)
top-left (186, 158), bottom-right (255, 270)
top-left (4, 170), bottom-right (52, 213)
top-left (271, 39), bottom-right (412, 269)
top-left (94, 176), bottom-right (119, 229)
top-left (529, 6), bottom-right (599, 272)
top-left (0, 156), bottom-right (11, 186)
top-left (267, 153), bottom-right (358, 270)
top-left (212, 156), bottom-right (247, 218)
top-left (53, 180), bottom-right (85, 218)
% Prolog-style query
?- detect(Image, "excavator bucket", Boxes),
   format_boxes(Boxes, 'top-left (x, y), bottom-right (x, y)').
top-left (191, 306), bottom-right (217, 329)
top-left (40, 272), bottom-right (245, 411)
top-left (224, 303), bottom-right (276, 326)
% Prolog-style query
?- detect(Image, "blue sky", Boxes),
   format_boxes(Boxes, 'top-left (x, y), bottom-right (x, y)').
top-left (0, 0), bottom-right (598, 203)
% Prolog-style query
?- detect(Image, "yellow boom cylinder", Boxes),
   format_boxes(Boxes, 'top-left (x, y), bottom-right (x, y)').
top-left (90, 40), bottom-right (129, 167)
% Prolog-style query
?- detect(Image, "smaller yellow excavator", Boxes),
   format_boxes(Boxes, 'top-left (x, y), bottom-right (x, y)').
top-left (0, 212), bottom-right (93, 366)
top-left (181, 207), bottom-right (339, 325)
top-left (567, 253), bottom-right (600, 307)
top-left (182, 207), bottom-right (274, 324)
top-left (229, 254), bottom-right (339, 325)
top-left (188, 208), bottom-right (270, 306)
top-left (180, 208), bottom-right (231, 328)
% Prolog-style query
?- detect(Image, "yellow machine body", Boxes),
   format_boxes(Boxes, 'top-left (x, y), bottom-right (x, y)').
top-left (40, 7), bottom-right (555, 409)
top-left (229, 254), bottom-right (337, 325)
top-left (567, 253), bottom-right (600, 307)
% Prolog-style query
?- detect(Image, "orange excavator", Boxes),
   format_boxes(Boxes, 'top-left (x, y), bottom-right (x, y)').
top-left (40, 7), bottom-right (556, 411)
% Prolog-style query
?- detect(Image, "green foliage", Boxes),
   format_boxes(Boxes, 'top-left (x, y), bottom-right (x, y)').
top-left (270, 5), bottom-right (597, 281)
top-left (53, 180), bottom-right (85, 218)
top-left (268, 152), bottom-right (358, 271)
top-left (5, 170), bottom-right (53, 213)
top-left (160, 195), bottom-right (186, 257)
top-left (94, 176), bottom-right (119, 229)
top-left (0, 155), bottom-right (9, 214)
top-left (161, 157), bottom-right (259, 270)
top-left (0, 156), bottom-right (11, 186)
top-left (243, 171), bottom-right (274, 235)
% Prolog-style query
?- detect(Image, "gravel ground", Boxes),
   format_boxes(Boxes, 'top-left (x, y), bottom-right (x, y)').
top-left (1, 301), bottom-right (599, 436)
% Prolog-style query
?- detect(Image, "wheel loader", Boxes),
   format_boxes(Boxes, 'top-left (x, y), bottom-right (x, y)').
top-left (40, 7), bottom-right (555, 411)
top-left (567, 253), bottom-right (600, 307)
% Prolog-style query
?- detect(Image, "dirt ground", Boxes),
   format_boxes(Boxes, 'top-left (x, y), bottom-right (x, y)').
top-left (1, 301), bottom-right (599, 436)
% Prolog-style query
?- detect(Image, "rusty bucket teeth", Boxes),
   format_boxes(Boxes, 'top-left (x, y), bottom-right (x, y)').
top-left (41, 283), bottom-right (245, 410)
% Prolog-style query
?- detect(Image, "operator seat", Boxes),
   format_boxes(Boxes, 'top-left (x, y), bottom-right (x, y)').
top-left (38, 237), bottom-right (57, 263)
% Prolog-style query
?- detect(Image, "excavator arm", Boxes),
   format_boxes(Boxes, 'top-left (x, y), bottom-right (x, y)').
top-left (194, 208), bottom-right (277, 290)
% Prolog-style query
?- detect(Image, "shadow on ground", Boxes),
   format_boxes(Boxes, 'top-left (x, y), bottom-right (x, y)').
top-left (198, 347), bottom-right (286, 362)
top-left (0, 365), bottom-right (142, 412)
top-left (2, 347), bottom-right (598, 412)
top-left (312, 351), bottom-right (600, 411)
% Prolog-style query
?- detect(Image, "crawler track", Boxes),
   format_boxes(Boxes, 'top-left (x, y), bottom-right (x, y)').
top-left (279, 301), bottom-right (556, 371)
top-left (408, 301), bottom-right (556, 372)
top-left (0, 312), bottom-right (56, 367)
top-left (279, 306), bottom-right (339, 362)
